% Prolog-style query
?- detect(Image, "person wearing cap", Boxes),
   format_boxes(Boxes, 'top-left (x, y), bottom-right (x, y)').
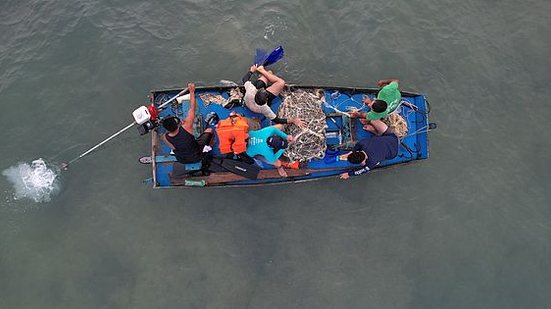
top-left (351, 79), bottom-right (401, 135)
top-left (246, 124), bottom-right (294, 177)
top-left (242, 65), bottom-right (304, 127)
top-left (338, 119), bottom-right (399, 180)
top-left (160, 83), bottom-right (214, 164)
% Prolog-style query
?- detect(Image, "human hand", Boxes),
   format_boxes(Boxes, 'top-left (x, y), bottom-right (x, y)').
top-left (292, 118), bottom-right (305, 127)
top-left (377, 79), bottom-right (396, 87)
top-left (188, 83), bottom-right (196, 93)
top-left (339, 172), bottom-right (350, 180)
top-left (257, 65), bottom-right (265, 72)
top-left (362, 97), bottom-right (372, 104)
top-left (287, 135), bottom-right (294, 142)
top-left (250, 65), bottom-right (257, 73)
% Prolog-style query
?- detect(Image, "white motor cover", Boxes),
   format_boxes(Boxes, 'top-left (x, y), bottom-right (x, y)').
top-left (132, 106), bottom-right (151, 125)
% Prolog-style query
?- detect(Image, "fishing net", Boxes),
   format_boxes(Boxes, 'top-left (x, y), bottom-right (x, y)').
top-left (384, 112), bottom-right (408, 138)
top-left (278, 89), bottom-right (327, 162)
top-left (199, 87), bottom-right (243, 107)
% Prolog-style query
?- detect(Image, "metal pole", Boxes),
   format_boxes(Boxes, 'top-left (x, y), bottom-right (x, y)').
top-left (64, 87), bottom-right (189, 168)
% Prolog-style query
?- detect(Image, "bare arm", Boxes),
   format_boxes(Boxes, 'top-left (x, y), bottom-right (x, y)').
top-left (350, 111), bottom-right (368, 118)
top-left (377, 79), bottom-right (399, 87)
top-left (182, 83), bottom-right (196, 134)
top-left (257, 66), bottom-right (285, 95)
top-left (257, 66), bottom-right (283, 84)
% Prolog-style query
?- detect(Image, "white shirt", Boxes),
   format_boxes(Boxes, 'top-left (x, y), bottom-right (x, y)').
top-left (244, 81), bottom-right (277, 120)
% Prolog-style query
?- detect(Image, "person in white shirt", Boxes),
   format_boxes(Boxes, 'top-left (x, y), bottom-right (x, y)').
top-left (242, 65), bottom-right (303, 127)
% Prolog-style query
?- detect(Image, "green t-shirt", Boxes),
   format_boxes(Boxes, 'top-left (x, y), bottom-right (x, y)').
top-left (366, 81), bottom-right (401, 120)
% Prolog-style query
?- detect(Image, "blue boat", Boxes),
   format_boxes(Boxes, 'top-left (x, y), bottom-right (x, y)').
top-left (145, 84), bottom-right (432, 188)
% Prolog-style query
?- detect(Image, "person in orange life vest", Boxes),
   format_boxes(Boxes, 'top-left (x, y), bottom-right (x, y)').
top-left (216, 112), bottom-right (250, 156)
top-left (161, 83), bottom-right (213, 164)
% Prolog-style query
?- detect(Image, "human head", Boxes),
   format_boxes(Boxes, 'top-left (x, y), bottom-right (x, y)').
top-left (267, 135), bottom-right (288, 151)
top-left (371, 99), bottom-right (388, 113)
top-left (162, 116), bottom-right (180, 133)
top-left (254, 89), bottom-right (270, 105)
top-left (347, 151), bottom-right (367, 165)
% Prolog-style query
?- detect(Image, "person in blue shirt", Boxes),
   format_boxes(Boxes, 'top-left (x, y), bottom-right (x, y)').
top-left (246, 125), bottom-right (294, 177)
top-left (339, 120), bottom-right (399, 180)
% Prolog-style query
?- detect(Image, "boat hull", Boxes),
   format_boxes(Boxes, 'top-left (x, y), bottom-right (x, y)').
top-left (147, 85), bottom-right (431, 188)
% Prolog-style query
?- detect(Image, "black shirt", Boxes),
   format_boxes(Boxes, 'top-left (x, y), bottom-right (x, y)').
top-left (166, 128), bottom-right (202, 163)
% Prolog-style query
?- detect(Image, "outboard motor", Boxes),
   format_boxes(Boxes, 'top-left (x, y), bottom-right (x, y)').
top-left (133, 105), bottom-right (159, 135)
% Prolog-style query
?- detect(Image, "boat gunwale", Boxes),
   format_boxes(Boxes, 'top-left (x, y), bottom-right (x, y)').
top-left (150, 157), bottom-right (427, 189)
top-left (149, 84), bottom-right (424, 98)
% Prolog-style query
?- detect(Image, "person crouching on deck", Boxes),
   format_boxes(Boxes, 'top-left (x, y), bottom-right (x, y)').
top-left (339, 119), bottom-right (399, 180)
top-left (242, 65), bottom-right (304, 127)
top-left (351, 79), bottom-right (401, 135)
top-left (246, 124), bottom-right (294, 177)
top-left (161, 83), bottom-right (214, 164)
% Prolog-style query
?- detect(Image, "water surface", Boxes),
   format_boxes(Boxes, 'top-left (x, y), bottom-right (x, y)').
top-left (1, 0), bottom-right (550, 308)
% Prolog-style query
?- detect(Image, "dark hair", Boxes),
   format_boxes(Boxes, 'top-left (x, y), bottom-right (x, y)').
top-left (162, 116), bottom-right (179, 132)
top-left (347, 151), bottom-right (366, 164)
top-left (254, 89), bottom-right (270, 105)
top-left (267, 135), bottom-right (288, 151)
top-left (372, 99), bottom-right (388, 113)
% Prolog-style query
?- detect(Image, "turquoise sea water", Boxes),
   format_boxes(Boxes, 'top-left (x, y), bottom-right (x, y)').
top-left (1, 0), bottom-right (550, 308)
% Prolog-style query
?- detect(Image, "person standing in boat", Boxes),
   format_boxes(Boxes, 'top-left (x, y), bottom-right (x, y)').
top-left (351, 79), bottom-right (401, 135)
top-left (339, 120), bottom-right (399, 180)
top-left (161, 83), bottom-right (214, 164)
top-left (242, 65), bottom-right (304, 127)
top-left (246, 124), bottom-right (295, 177)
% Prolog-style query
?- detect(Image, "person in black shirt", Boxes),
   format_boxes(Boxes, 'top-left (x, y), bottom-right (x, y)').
top-left (161, 83), bottom-right (213, 164)
top-left (339, 120), bottom-right (399, 180)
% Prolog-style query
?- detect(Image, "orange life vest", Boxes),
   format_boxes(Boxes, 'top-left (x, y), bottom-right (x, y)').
top-left (216, 114), bottom-right (249, 154)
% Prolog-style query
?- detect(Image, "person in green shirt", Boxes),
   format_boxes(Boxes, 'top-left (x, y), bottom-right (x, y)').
top-left (351, 79), bottom-right (401, 135)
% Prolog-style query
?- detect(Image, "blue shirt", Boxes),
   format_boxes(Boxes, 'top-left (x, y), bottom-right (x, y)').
top-left (246, 126), bottom-right (288, 163)
top-left (348, 134), bottom-right (399, 176)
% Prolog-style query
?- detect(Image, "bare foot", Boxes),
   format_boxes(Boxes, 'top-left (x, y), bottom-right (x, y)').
top-left (277, 166), bottom-right (288, 177)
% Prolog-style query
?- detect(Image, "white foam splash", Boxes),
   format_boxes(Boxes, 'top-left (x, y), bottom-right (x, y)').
top-left (2, 159), bottom-right (60, 203)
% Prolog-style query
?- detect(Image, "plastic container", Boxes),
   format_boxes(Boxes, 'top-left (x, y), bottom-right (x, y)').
top-left (184, 179), bottom-right (206, 187)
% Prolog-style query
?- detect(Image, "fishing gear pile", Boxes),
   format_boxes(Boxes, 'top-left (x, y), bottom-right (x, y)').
top-left (278, 89), bottom-right (327, 162)
top-left (384, 112), bottom-right (408, 138)
top-left (199, 87), bottom-right (243, 108)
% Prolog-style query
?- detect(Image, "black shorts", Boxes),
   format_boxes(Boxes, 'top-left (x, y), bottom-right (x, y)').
top-left (196, 131), bottom-right (213, 148)
top-left (252, 79), bottom-right (267, 89)
top-left (253, 89), bottom-right (277, 106)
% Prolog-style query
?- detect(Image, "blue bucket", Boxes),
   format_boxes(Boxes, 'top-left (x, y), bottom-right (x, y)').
top-left (324, 148), bottom-right (341, 164)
